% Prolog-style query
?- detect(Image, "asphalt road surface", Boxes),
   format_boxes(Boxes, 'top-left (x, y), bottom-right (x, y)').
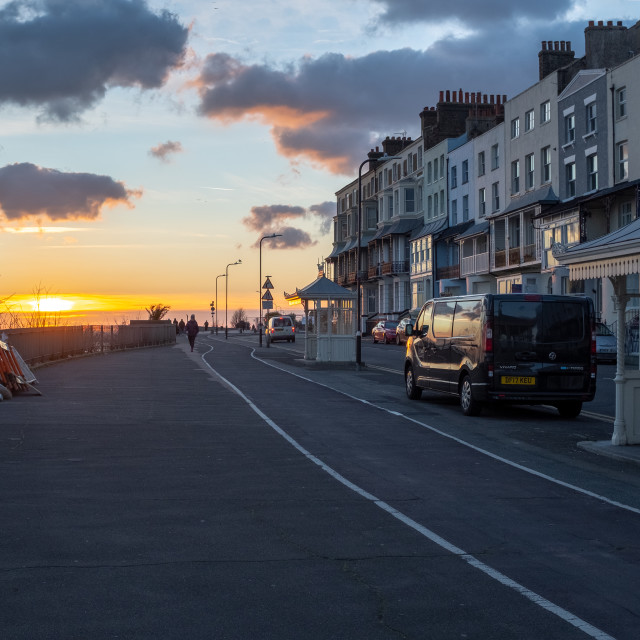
top-left (1, 334), bottom-right (637, 639)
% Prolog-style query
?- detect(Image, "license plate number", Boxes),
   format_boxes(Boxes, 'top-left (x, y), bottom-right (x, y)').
top-left (501, 376), bottom-right (535, 385)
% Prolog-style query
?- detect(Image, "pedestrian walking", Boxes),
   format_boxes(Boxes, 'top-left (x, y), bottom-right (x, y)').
top-left (186, 314), bottom-right (199, 352)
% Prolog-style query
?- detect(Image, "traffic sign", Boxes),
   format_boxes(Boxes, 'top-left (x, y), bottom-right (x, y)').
top-left (263, 277), bottom-right (274, 289)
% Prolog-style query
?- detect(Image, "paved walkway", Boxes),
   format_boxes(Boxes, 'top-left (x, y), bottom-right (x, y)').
top-left (1, 333), bottom-right (639, 639)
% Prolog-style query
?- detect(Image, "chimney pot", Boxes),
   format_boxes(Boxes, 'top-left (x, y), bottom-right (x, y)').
top-left (618, 21), bottom-right (623, 26)
top-left (588, 20), bottom-right (594, 27)
top-left (439, 90), bottom-right (444, 102)
top-left (465, 92), bottom-right (469, 102)
top-left (607, 20), bottom-right (613, 26)
top-left (598, 20), bottom-right (603, 26)
top-left (541, 41), bottom-right (547, 50)
top-left (446, 90), bottom-right (450, 101)
top-left (548, 40), bottom-right (553, 49)
top-left (567, 41), bottom-right (571, 50)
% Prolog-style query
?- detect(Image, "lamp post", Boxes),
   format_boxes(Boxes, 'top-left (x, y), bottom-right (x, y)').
top-left (356, 154), bottom-right (401, 367)
top-left (215, 273), bottom-right (225, 335)
top-left (259, 233), bottom-right (282, 346)
top-left (225, 260), bottom-right (242, 339)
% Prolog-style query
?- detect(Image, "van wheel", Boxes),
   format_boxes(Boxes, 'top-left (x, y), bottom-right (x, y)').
top-left (373, 336), bottom-right (378, 344)
top-left (292, 336), bottom-right (295, 343)
top-left (460, 375), bottom-right (481, 416)
top-left (405, 366), bottom-right (422, 400)
top-left (556, 401), bottom-right (582, 418)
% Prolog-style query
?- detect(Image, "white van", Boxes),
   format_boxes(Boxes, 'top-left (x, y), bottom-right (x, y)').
top-left (266, 316), bottom-right (295, 344)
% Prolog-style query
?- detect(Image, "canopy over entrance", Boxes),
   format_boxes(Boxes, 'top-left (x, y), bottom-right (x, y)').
top-left (285, 274), bottom-right (356, 364)
top-left (557, 218), bottom-right (640, 445)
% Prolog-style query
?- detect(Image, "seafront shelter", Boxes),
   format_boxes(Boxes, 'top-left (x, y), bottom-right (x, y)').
top-left (557, 217), bottom-right (640, 445)
top-left (285, 274), bottom-right (356, 363)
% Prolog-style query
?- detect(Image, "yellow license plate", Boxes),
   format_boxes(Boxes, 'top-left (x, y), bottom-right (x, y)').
top-left (501, 376), bottom-right (535, 385)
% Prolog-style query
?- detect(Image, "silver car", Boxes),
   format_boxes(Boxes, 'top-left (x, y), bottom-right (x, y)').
top-left (595, 322), bottom-right (616, 362)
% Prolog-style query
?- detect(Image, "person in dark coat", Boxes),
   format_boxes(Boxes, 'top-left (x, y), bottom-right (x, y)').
top-left (186, 314), bottom-right (199, 352)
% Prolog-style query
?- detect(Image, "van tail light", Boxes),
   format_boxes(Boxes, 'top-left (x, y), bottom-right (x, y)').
top-left (483, 319), bottom-right (493, 354)
top-left (292, 327), bottom-right (295, 333)
top-left (591, 321), bottom-right (597, 356)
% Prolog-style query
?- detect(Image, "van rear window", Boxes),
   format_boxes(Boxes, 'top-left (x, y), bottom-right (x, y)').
top-left (496, 300), bottom-right (585, 346)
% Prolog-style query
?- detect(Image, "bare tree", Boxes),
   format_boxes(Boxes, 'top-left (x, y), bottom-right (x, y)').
top-left (231, 308), bottom-right (248, 328)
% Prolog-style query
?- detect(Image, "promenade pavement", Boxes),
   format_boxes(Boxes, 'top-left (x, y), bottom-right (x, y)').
top-left (1, 331), bottom-right (639, 639)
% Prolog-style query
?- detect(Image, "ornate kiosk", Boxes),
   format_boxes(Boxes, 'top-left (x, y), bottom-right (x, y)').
top-left (285, 273), bottom-right (356, 364)
top-left (557, 218), bottom-right (640, 445)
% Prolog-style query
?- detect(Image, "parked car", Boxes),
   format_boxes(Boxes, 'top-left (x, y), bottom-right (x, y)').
top-left (595, 322), bottom-right (616, 362)
top-left (372, 320), bottom-right (399, 344)
top-left (395, 317), bottom-right (413, 345)
top-left (404, 294), bottom-right (596, 417)
top-left (266, 316), bottom-right (295, 344)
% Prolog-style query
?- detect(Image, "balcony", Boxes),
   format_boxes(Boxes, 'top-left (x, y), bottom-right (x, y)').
top-left (381, 260), bottom-right (410, 275)
top-left (461, 252), bottom-right (489, 277)
top-left (436, 264), bottom-right (460, 280)
top-left (347, 270), bottom-right (357, 285)
top-left (494, 250), bottom-right (506, 268)
top-left (368, 264), bottom-right (382, 279)
top-left (337, 274), bottom-right (347, 285)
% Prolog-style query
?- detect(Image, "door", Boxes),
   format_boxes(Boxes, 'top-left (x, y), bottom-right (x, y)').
top-left (411, 302), bottom-right (433, 388)
top-left (429, 300), bottom-right (456, 392)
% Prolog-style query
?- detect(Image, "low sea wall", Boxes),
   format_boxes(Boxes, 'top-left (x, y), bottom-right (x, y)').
top-left (2, 324), bottom-right (176, 365)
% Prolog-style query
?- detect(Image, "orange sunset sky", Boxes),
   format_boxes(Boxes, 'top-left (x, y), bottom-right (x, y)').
top-left (0, 0), bottom-right (620, 323)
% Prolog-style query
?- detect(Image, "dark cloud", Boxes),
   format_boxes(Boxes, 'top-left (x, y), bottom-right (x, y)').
top-left (370, 0), bottom-right (575, 27)
top-left (0, 0), bottom-right (188, 121)
top-left (195, 19), bottom-right (587, 173)
top-left (0, 162), bottom-right (141, 221)
top-left (243, 204), bottom-right (306, 232)
top-left (243, 202), bottom-right (332, 248)
top-left (267, 227), bottom-right (316, 250)
top-left (149, 140), bottom-right (183, 162)
top-left (309, 201), bottom-right (335, 235)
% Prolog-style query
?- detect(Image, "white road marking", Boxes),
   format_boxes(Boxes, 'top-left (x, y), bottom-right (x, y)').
top-left (198, 344), bottom-right (618, 640)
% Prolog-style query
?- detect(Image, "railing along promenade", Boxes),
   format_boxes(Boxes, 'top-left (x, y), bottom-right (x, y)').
top-left (2, 323), bottom-right (176, 366)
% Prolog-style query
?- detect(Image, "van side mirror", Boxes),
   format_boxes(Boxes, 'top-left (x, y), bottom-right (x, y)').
top-left (405, 324), bottom-right (413, 337)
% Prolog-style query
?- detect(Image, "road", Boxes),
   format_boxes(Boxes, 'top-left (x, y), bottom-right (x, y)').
top-left (212, 333), bottom-right (639, 639)
top-left (2, 333), bottom-right (637, 639)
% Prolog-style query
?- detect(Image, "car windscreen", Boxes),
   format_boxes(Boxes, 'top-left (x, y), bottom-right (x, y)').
top-left (495, 300), bottom-right (586, 349)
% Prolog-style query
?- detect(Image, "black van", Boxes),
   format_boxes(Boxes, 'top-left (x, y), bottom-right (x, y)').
top-left (404, 294), bottom-right (596, 417)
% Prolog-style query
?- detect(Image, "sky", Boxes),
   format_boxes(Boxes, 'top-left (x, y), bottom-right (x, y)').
top-left (0, 0), bottom-right (638, 324)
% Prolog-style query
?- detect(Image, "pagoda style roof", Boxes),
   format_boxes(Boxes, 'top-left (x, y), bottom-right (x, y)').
top-left (285, 275), bottom-right (356, 302)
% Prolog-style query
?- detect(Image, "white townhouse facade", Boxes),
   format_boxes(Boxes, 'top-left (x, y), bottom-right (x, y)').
top-left (490, 69), bottom-right (562, 295)
top-left (455, 122), bottom-right (506, 294)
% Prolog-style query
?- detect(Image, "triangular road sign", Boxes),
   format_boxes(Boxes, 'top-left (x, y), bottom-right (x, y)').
top-left (262, 290), bottom-right (273, 301)
top-left (263, 277), bottom-right (274, 289)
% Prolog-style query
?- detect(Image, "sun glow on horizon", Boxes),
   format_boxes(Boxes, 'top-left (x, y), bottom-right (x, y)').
top-left (29, 297), bottom-right (75, 312)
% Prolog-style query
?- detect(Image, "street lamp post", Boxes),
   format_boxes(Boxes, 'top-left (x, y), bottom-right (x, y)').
top-left (215, 273), bottom-right (226, 335)
top-left (356, 154), bottom-right (401, 367)
top-left (259, 233), bottom-right (282, 347)
top-left (225, 260), bottom-right (242, 339)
